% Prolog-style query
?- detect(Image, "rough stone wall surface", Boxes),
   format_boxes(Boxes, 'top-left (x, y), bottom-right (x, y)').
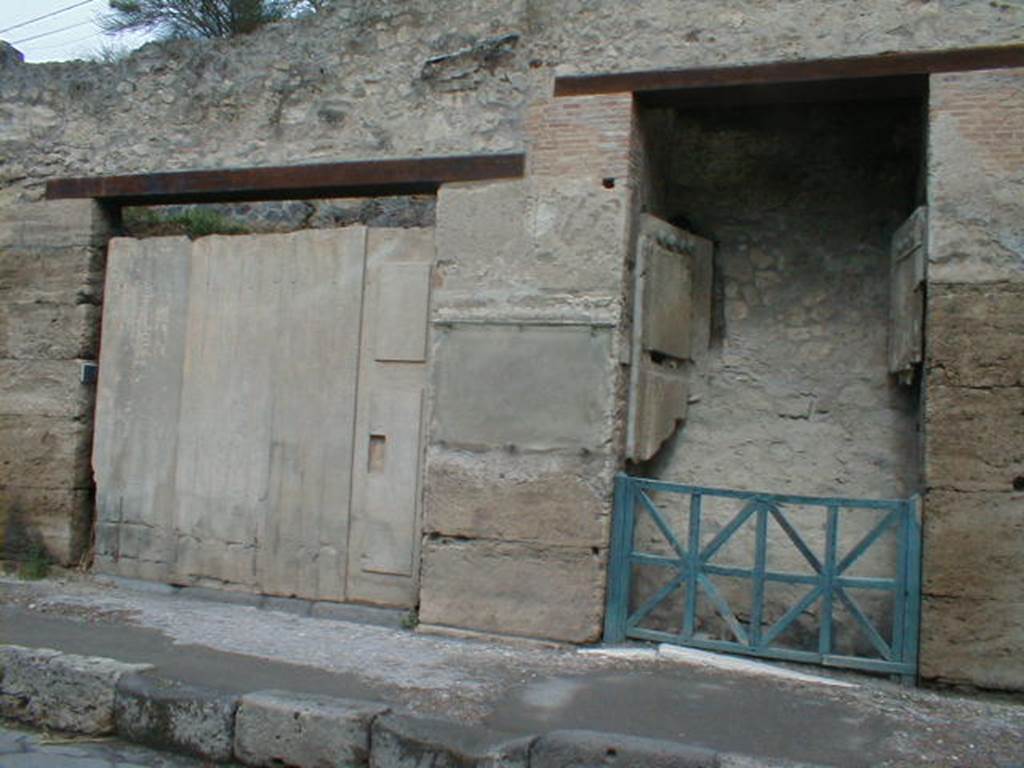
top-left (921, 68), bottom-right (1024, 692)
top-left (628, 101), bottom-right (922, 657)
top-left (123, 195), bottom-right (436, 236)
top-left (645, 101), bottom-right (922, 499)
top-left (2, 1), bottom-right (1023, 203)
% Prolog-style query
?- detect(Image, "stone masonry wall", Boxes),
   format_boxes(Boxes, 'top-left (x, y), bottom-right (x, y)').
top-left (1, 0), bottom-right (1024, 678)
top-left (0, 200), bottom-right (110, 565)
top-left (3, 1), bottom-right (1023, 202)
top-left (921, 68), bottom-right (1024, 691)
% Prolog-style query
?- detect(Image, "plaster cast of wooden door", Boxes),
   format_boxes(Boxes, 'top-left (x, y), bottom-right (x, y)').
top-left (93, 226), bottom-right (431, 608)
top-left (626, 214), bottom-right (713, 462)
top-left (888, 206), bottom-right (927, 385)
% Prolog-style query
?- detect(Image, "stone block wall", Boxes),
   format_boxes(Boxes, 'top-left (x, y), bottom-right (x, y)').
top-left (0, 200), bottom-right (110, 565)
top-left (920, 68), bottom-right (1024, 691)
top-left (419, 93), bottom-right (636, 642)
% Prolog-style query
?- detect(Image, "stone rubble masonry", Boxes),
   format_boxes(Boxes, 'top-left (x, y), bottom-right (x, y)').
top-left (0, 200), bottom-right (112, 566)
top-left (2, 1), bottom-right (1021, 194)
top-left (920, 69), bottom-right (1024, 691)
top-left (0, 644), bottom-right (151, 735)
top-left (0, 644), bottom-right (821, 768)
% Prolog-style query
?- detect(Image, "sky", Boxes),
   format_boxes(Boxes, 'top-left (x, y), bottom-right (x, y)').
top-left (0, 0), bottom-right (153, 63)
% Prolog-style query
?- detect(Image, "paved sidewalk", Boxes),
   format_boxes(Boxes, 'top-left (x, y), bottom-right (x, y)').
top-left (2, 574), bottom-right (1022, 767)
top-left (0, 722), bottom-right (204, 767)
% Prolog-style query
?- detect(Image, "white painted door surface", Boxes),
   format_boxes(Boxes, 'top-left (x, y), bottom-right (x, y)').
top-left (93, 227), bottom-right (432, 606)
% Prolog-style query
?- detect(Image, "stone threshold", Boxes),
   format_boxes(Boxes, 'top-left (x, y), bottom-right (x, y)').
top-left (94, 574), bottom-right (409, 629)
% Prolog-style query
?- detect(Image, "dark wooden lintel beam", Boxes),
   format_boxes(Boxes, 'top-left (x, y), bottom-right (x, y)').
top-left (46, 153), bottom-right (526, 205)
top-left (554, 44), bottom-right (1024, 97)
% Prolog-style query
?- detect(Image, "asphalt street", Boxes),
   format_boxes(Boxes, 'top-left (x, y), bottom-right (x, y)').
top-left (0, 723), bottom-right (206, 767)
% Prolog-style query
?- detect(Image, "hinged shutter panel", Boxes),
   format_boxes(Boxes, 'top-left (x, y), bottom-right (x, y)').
top-left (627, 214), bottom-right (713, 462)
top-left (888, 206), bottom-right (927, 383)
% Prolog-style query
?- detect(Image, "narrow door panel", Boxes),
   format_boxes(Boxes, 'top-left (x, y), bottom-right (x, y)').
top-left (361, 386), bottom-right (424, 577)
top-left (375, 262), bottom-right (431, 362)
top-left (92, 237), bottom-right (191, 580)
top-left (347, 228), bottom-right (434, 607)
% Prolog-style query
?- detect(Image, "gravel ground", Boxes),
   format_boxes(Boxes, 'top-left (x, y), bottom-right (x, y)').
top-left (2, 572), bottom-right (1023, 767)
top-left (0, 573), bottom-right (655, 720)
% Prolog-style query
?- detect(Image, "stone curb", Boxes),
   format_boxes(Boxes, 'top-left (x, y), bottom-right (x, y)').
top-left (0, 644), bottom-right (151, 735)
top-left (0, 644), bottom-right (825, 767)
top-left (371, 711), bottom-right (533, 767)
top-left (115, 673), bottom-right (239, 762)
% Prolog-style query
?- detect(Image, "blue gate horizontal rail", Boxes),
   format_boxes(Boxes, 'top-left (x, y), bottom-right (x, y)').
top-left (604, 475), bottom-right (922, 681)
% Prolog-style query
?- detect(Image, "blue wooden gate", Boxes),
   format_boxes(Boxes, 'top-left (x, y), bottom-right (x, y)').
top-left (604, 475), bottom-right (921, 681)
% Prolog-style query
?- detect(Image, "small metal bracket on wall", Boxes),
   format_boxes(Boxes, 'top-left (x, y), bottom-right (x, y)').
top-left (80, 362), bottom-right (98, 385)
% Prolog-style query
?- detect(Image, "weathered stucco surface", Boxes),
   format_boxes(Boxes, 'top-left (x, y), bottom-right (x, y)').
top-left (1, 1), bottom-right (1023, 685)
top-left (643, 101), bottom-right (922, 498)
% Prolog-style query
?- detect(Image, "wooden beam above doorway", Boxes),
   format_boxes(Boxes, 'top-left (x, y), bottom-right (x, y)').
top-left (553, 44), bottom-right (1024, 97)
top-left (45, 153), bottom-right (526, 206)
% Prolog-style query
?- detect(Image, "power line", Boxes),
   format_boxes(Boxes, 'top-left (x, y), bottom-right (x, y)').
top-left (22, 30), bottom-right (103, 52)
top-left (12, 19), bottom-right (95, 45)
top-left (0, 0), bottom-right (97, 35)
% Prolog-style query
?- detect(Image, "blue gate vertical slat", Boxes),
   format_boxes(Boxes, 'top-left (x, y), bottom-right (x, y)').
top-left (603, 474), bottom-right (633, 643)
top-left (683, 493), bottom-right (701, 638)
top-left (891, 500), bottom-right (909, 665)
top-left (750, 504), bottom-right (768, 649)
top-left (819, 505), bottom-right (838, 656)
top-left (901, 495), bottom-right (922, 685)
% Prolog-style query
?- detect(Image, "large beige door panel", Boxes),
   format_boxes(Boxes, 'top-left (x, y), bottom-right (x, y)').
top-left (94, 225), bottom-right (429, 607)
